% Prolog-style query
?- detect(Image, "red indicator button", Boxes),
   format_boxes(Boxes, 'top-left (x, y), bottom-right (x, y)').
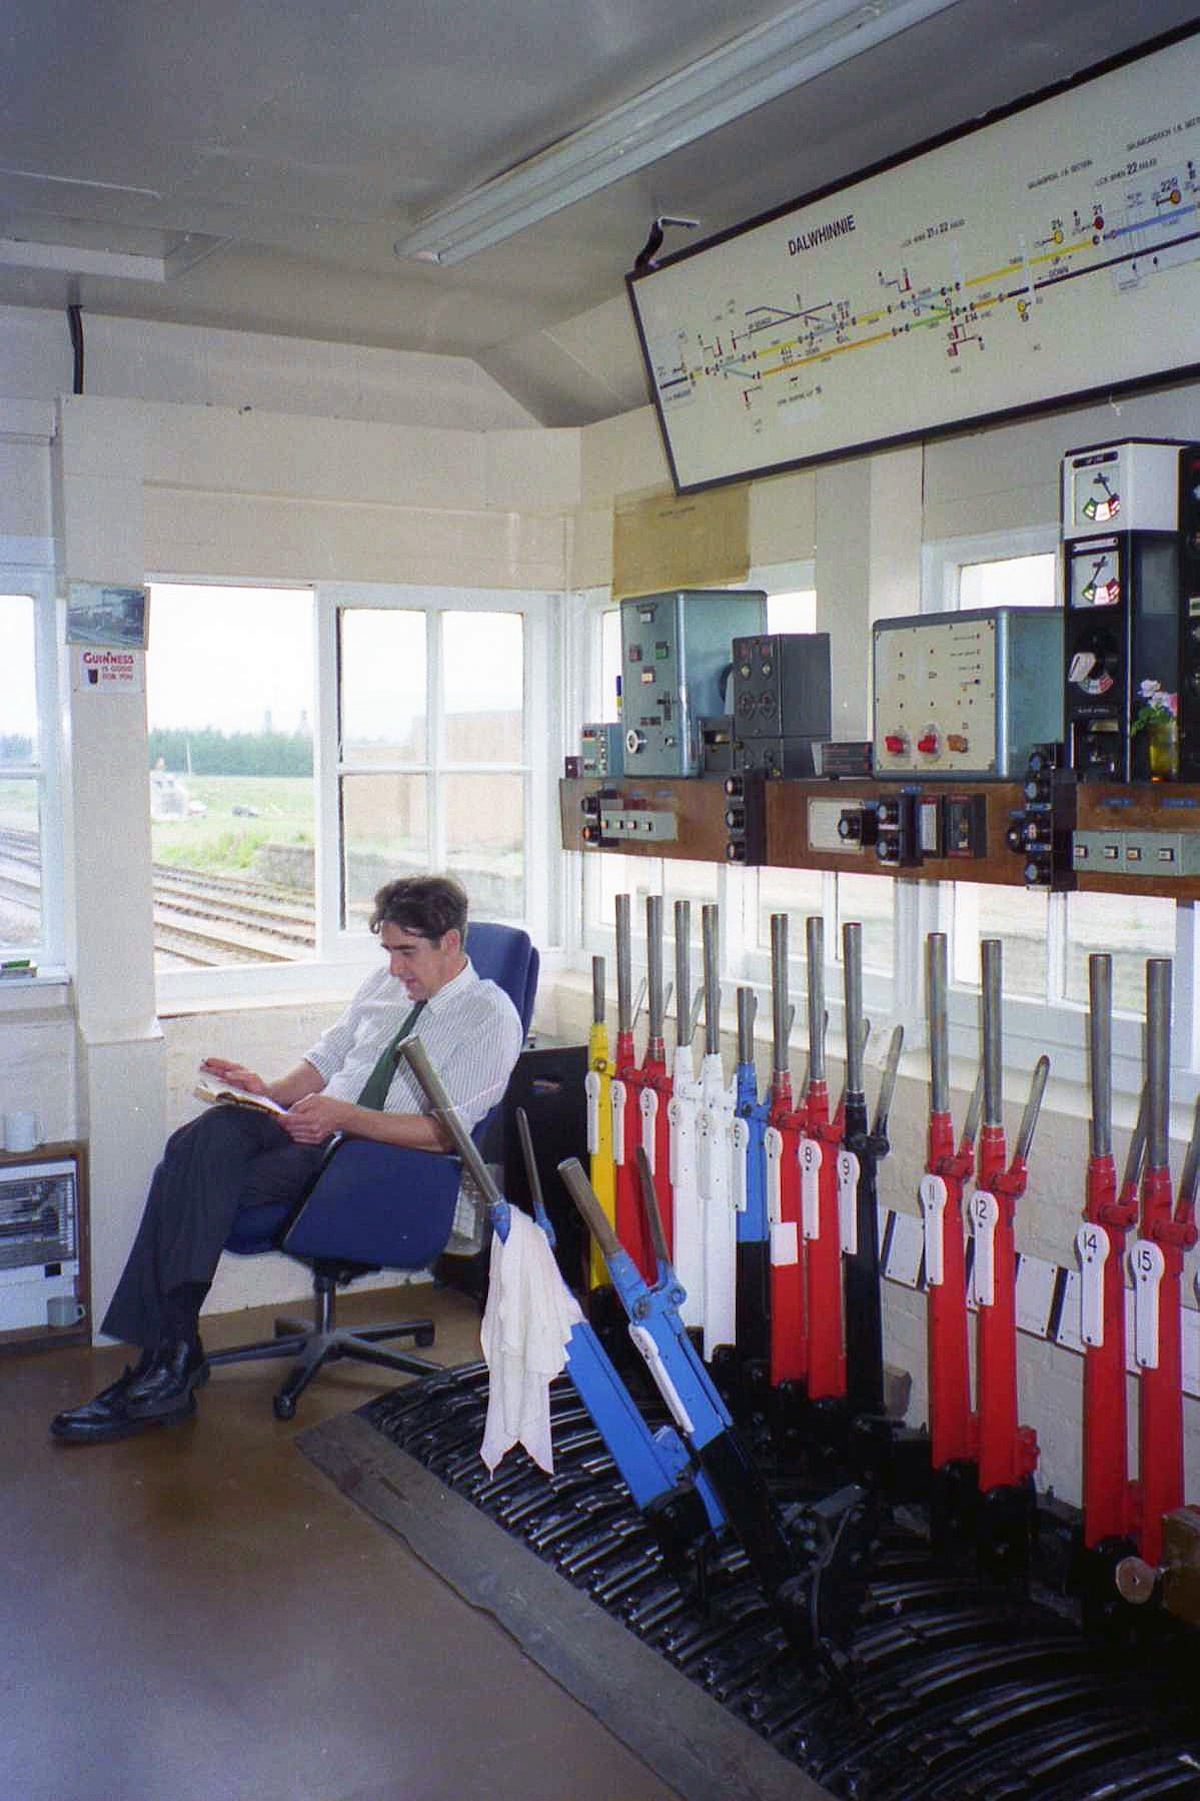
top-left (947, 733), bottom-right (969, 753)
top-left (884, 734), bottom-right (907, 754)
top-left (917, 732), bottom-right (939, 755)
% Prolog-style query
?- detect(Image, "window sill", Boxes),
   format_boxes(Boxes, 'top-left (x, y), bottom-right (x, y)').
top-left (0, 967), bottom-right (71, 1017)
top-left (157, 972), bottom-right (372, 1020)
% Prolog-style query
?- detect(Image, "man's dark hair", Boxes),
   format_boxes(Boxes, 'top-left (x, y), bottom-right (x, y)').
top-left (369, 874), bottom-right (468, 944)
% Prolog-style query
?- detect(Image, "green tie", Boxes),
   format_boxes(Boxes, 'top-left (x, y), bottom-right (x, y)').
top-left (355, 1001), bottom-right (426, 1110)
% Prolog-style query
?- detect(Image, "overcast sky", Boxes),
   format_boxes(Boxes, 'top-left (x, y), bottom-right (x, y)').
top-left (1, 594), bottom-right (37, 743)
top-left (145, 584), bottom-right (522, 737)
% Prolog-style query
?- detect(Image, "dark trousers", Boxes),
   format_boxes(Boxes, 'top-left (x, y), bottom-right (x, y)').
top-left (102, 1107), bottom-right (325, 1349)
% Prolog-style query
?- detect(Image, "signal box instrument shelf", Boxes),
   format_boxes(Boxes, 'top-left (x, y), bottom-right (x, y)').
top-left (562, 775), bottom-right (1200, 901)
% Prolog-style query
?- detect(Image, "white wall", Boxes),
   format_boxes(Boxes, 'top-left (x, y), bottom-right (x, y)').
top-left (0, 304), bottom-right (540, 432)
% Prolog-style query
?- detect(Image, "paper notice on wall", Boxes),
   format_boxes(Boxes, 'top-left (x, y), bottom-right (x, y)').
top-left (71, 645), bottom-right (144, 693)
top-left (612, 482), bottom-right (749, 602)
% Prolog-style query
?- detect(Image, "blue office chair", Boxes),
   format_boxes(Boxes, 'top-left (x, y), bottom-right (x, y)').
top-left (207, 922), bottom-right (538, 1418)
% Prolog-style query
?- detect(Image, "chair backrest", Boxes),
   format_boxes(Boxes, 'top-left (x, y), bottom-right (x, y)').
top-left (465, 921), bottom-right (539, 1037)
top-left (442, 921), bottom-right (538, 1256)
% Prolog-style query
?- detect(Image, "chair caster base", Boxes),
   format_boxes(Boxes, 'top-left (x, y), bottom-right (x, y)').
top-left (273, 1393), bottom-right (298, 1421)
top-left (414, 1326), bottom-right (435, 1348)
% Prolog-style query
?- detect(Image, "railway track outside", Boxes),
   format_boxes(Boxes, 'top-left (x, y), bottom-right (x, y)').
top-left (0, 826), bottom-right (315, 966)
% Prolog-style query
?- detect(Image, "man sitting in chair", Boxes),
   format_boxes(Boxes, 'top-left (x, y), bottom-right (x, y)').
top-left (52, 874), bottom-right (523, 1445)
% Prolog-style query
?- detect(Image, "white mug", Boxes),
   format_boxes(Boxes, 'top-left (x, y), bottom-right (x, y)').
top-left (47, 1295), bottom-right (86, 1328)
top-left (3, 1112), bottom-right (39, 1154)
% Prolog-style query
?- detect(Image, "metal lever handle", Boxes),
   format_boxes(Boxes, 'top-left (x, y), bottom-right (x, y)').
top-left (396, 1038), bottom-right (501, 1209)
top-left (558, 1156), bottom-right (623, 1262)
top-left (1176, 1092), bottom-right (1200, 1222)
top-left (1120, 1087), bottom-right (1149, 1194)
top-left (872, 1024), bottom-right (904, 1137)
top-left (737, 987), bottom-right (757, 1065)
top-left (515, 1105), bottom-right (555, 1247)
top-left (635, 1146), bottom-right (670, 1268)
top-left (961, 1067), bottom-right (985, 1150)
top-left (843, 920), bottom-right (864, 1097)
top-left (615, 893), bottom-right (632, 1033)
top-left (591, 955), bottom-right (606, 1028)
top-left (1014, 1055), bottom-right (1050, 1164)
top-left (674, 899), bottom-right (691, 1052)
top-left (1088, 953), bottom-right (1112, 1160)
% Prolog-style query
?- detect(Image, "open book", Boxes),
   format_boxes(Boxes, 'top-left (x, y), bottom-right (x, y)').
top-left (193, 1072), bottom-right (288, 1116)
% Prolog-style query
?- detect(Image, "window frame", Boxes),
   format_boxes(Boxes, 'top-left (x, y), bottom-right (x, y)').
top-left (0, 562), bottom-right (64, 972)
top-left (155, 578), bottom-right (558, 1008)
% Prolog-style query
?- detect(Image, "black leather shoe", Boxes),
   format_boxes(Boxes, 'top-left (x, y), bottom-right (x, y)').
top-left (123, 1337), bottom-right (208, 1422)
top-left (50, 1352), bottom-right (155, 1444)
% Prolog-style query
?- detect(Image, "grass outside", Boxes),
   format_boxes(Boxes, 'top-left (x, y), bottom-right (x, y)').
top-left (151, 774), bottom-right (314, 880)
top-left (0, 779), bottom-right (37, 832)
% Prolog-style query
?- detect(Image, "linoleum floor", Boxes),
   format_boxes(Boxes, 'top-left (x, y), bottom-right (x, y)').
top-left (3, 1283), bottom-right (679, 1801)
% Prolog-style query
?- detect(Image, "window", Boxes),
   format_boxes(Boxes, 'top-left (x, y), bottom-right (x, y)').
top-left (0, 578), bottom-right (61, 967)
top-left (1061, 890), bottom-right (1175, 1013)
top-left (922, 527), bottom-right (1060, 615)
top-left (958, 553), bottom-right (1057, 611)
top-left (335, 599), bottom-right (527, 930)
top-left (146, 584), bottom-right (316, 974)
top-left (151, 580), bottom-right (550, 998)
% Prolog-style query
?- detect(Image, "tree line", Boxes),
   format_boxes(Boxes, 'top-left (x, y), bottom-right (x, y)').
top-left (148, 727), bottom-right (313, 777)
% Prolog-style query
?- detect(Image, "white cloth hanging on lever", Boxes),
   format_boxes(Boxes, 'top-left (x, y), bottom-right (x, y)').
top-left (480, 1207), bottom-right (583, 1474)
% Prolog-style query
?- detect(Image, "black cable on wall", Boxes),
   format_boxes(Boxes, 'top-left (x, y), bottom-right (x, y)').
top-left (67, 304), bottom-right (84, 394)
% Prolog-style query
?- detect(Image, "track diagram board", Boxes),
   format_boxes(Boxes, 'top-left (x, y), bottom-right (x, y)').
top-left (628, 28), bottom-right (1200, 493)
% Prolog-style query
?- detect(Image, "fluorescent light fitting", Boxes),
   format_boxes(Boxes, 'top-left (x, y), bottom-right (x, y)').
top-left (394, 0), bottom-right (964, 265)
top-left (0, 238), bottom-right (166, 281)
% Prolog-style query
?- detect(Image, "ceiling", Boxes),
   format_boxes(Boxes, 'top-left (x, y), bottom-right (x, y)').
top-left (1, 0), bottom-right (1196, 425)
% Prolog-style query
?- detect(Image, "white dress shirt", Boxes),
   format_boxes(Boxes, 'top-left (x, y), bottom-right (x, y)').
top-left (303, 957), bottom-right (523, 1131)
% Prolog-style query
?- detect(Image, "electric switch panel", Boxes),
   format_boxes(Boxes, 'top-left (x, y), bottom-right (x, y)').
top-left (873, 606), bottom-right (1063, 780)
top-left (730, 632), bottom-right (831, 740)
top-left (597, 807), bottom-right (678, 842)
top-left (1061, 440), bottom-right (1188, 542)
top-left (620, 588), bottom-right (766, 776)
top-left (1072, 829), bottom-right (1200, 876)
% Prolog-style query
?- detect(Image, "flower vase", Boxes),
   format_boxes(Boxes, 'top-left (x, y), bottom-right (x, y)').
top-left (1145, 713), bottom-right (1179, 780)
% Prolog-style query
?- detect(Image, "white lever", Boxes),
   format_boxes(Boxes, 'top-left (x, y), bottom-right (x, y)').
top-left (584, 1069), bottom-right (601, 1155)
top-left (800, 1137), bottom-right (822, 1242)
top-left (639, 1085), bottom-right (658, 1172)
top-left (970, 1189), bottom-right (999, 1307)
top-left (611, 1080), bottom-right (626, 1164)
top-left (919, 1174), bottom-right (948, 1287)
top-left (1074, 1223), bottom-right (1109, 1348)
top-left (731, 1117), bottom-right (750, 1213)
top-left (628, 1324), bottom-right (695, 1436)
top-left (765, 1126), bottom-right (784, 1225)
top-left (1131, 1238), bottom-right (1166, 1369)
top-left (837, 1150), bottom-right (860, 1255)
